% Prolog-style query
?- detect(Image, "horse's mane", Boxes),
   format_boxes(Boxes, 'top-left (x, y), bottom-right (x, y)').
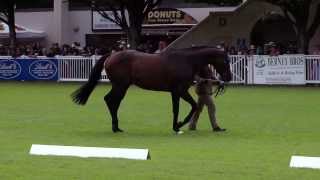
top-left (162, 46), bottom-right (226, 58)
top-left (167, 46), bottom-right (225, 54)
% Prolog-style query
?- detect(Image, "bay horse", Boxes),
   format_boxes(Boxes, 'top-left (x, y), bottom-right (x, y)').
top-left (71, 46), bottom-right (232, 133)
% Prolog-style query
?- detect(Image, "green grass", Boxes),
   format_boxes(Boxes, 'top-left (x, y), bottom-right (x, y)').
top-left (0, 81), bottom-right (320, 180)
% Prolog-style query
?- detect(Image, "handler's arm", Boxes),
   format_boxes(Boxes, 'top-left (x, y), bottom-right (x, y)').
top-left (194, 75), bottom-right (224, 86)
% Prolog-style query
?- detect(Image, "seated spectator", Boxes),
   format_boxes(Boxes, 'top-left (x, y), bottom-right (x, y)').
top-left (0, 44), bottom-right (7, 55)
top-left (228, 46), bottom-right (237, 55)
top-left (248, 44), bottom-right (256, 55)
top-left (256, 46), bottom-right (263, 55)
top-left (154, 40), bottom-right (167, 53)
top-left (268, 42), bottom-right (280, 56)
top-left (312, 45), bottom-right (320, 55)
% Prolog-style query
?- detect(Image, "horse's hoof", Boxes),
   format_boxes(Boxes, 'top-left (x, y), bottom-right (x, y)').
top-left (176, 130), bottom-right (184, 135)
top-left (189, 125), bottom-right (197, 131)
top-left (213, 127), bottom-right (226, 132)
top-left (189, 128), bottom-right (197, 131)
top-left (177, 122), bottom-right (184, 128)
top-left (173, 125), bottom-right (180, 132)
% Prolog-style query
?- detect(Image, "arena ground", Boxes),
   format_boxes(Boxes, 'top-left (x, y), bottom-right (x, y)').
top-left (0, 82), bottom-right (319, 179)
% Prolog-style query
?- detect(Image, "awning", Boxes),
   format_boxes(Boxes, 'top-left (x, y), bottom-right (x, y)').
top-left (142, 24), bottom-right (195, 35)
top-left (0, 22), bottom-right (46, 39)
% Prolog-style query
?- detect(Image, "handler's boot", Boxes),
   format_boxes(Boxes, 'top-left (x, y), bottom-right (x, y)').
top-left (213, 126), bottom-right (226, 132)
top-left (189, 123), bottom-right (197, 130)
top-left (212, 121), bottom-right (226, 132)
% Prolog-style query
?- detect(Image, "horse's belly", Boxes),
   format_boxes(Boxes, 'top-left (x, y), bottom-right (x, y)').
top-left (133, 77), bottom-right (171, 91)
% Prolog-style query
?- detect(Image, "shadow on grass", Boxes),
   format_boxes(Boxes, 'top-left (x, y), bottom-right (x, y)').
top-left (74, 126), bottom-right (235, 140)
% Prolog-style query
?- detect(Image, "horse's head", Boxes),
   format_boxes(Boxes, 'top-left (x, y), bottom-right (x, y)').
top-left (213, 54), bottom-right (232, 82)
top-left (200, 48), bottom-right (232, 82)
top-left (168, 46), bottom-right (232, 82)
top-left (185, 46), bottom-right (232, 82)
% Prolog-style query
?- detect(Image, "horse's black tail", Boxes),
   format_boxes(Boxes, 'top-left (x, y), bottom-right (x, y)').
top-left (71, 54), bottom-right (109, 105)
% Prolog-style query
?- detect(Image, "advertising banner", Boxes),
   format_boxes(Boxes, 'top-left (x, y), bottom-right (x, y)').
top-left (144, 8), bottom-right (197, 25)
top-left (92, 11), bottom-right (122, 31)
top-left (92, 8), bottom-right (198, 31)
top-left (253, 55), bottom-right (305, 84)
top-left (0, 58), bottom-right (58, 81)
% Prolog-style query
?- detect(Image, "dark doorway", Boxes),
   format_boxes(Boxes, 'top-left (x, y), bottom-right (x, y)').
top-left (86, 33), bottom-right (125, 50)
top-left (251, 13), bottom-right (296, 48)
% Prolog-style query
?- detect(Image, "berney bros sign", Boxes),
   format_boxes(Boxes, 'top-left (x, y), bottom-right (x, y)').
top-left (92, 8), bottom-right (197, 31)
top-left (253, 55), bottom-right (306, 85)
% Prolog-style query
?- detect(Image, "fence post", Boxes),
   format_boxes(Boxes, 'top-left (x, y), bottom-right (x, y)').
top-left (246, 55), bottom-right (254, 85)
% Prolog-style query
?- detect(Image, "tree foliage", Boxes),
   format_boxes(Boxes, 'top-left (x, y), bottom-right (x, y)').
top-left (262, 0), bottom-right (320, 53)
top-left (184, 0), bottom-right (243, 6)
top-left (0, 0), bottom-right (17, 56)
top-left (70, 0), bottom-right (162, 49)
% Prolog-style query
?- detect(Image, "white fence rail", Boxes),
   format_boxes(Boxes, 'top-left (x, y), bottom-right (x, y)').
top-left (229, 55), bottom-right (250, 84)
top-left (1, 55), bottom-right (320, 84)
top-left (55, 55), bottom-right (320, 84)
top-left (57, 56), bottom-right (109, 82)
top-left (306, 55), bottom-right (320, 83)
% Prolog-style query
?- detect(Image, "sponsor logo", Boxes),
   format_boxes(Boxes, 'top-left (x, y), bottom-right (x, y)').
top-left (144, 8), bottom-right (198, 24)
top-left (0, 60), bottom-right (21, 79)
top-left (255, 57), bottom-right (266, 68)
top-left (29, 60), bottom-right (57, 79)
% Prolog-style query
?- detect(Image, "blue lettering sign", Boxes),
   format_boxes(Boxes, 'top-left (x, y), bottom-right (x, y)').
top-left (29, 60), bottom-right (58, 80)
top-left (0, 59), bottom-right (22, 79)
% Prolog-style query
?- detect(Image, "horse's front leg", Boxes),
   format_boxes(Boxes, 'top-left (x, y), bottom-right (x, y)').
top-left (177, 91), bottom-right (197, 128)
top-left (171, 92), bottom-right (180, 132)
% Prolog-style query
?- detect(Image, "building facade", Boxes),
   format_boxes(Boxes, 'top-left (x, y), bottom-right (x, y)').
top-left (12, 0), bottom-right (320, 53)
top-left (168, 0), bottom-right (320, 53)
top-left (14, 0), bottom-right (215, 50)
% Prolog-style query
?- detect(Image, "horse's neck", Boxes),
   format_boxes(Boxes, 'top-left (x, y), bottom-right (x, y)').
top-left (192, 49), bottom-right (224, 65)
top-left (189, 53), bottom-right (211, 66)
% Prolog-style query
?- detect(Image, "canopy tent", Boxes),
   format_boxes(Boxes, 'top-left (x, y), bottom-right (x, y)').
top-left (0, 22), bottom-right (46, 39)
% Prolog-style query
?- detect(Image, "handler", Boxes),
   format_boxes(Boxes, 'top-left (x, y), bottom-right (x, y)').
top-left (189, 66), bottom-right (226, 132)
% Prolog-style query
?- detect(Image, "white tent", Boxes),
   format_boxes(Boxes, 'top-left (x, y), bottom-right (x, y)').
top-left (0, 22), bottom-right (46, 39)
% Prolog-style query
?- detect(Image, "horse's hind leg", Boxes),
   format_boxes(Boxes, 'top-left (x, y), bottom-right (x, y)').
top-left (177, 91), bottom-right (197, 128)
top-left (104, 84), bottom-right (129, 133)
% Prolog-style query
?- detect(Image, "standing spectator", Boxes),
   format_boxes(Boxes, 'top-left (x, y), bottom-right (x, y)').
top-left (269, 42), bottom-right (280, 56)
top-left (0, 44), bottom-right (7, 55)
top-left (248, 44), bottom-right (256, 55)
top-left (256, 45), bottom-right (263, 55)
top-left (312, 45), bottom-right (320, 55)
top-left (217, 41), bottom-right (226, 51)
top-left (50, 43), bottom-right (61, 56)
top-left (228, 46), bottom-right (237, 55)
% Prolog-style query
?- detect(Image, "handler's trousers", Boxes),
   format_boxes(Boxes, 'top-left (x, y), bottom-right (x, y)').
top-left (189, 94), bottom-right (218, 130)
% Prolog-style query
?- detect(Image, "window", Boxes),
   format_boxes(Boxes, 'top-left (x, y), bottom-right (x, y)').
top-left (16, 0), bottom-right (53, 10)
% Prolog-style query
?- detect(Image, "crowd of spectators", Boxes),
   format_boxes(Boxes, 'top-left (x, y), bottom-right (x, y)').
top-left (0, 40), bottom-right (320, 57)
top-left (220, 40), bottom-right (299, 56)
top-left (0, 42), bottom-right (106, 57)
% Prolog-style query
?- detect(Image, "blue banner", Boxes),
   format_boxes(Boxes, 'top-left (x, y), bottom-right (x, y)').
top-left (0, 58), bottom-right (58, 81)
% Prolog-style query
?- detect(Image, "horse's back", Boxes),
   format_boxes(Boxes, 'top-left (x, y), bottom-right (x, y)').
top-left (106, 50), bottom-right (183, 91)
top-left (105, 51), bottom-right (162, 87)
top-left (132, 53), bottom-right (175, 90)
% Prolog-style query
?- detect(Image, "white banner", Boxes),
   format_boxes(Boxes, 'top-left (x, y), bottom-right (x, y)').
top-left (253, 55), bottom-right (306, 84)
top-left (92, 11), bottom-right (121, 30)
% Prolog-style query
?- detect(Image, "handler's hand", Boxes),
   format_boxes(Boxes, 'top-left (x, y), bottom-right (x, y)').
top-left (218, 80), bottom-right (225, 86)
